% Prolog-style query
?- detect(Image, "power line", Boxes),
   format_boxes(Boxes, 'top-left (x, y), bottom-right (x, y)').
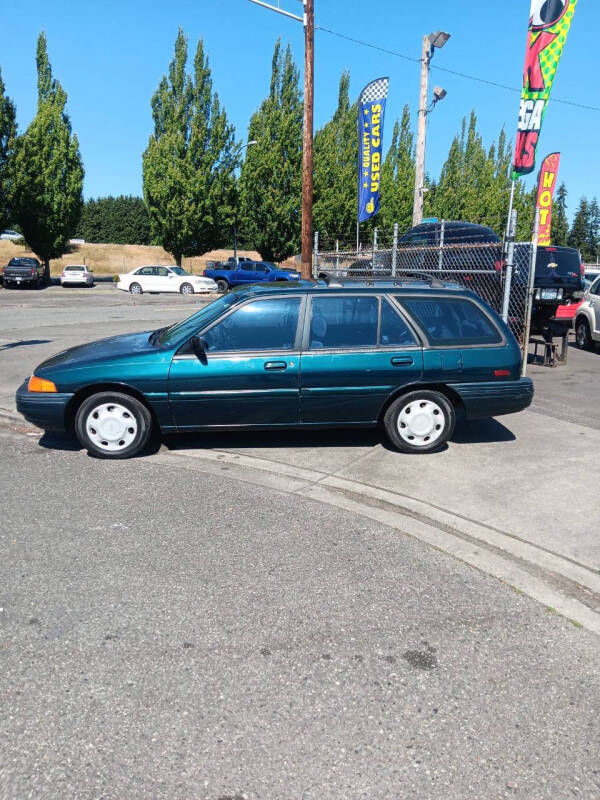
top-left (316, 25), bottom-right (600, 113)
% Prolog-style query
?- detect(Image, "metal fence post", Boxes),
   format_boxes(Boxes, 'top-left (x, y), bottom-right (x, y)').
top-left (372, 227), bottom-right (378, 271)
top-left (313, 230), bottom-right (319, 278)
top-left (391, 223), bottom-right (398, 277)
top-left (335, 239), bottom-right (339, 272)
top-left (522, 209), bottom-right (540, 377)
top-left (502, 209), bottom-right (517, 323)
top-left (438, 219), bottom-right (445, 271)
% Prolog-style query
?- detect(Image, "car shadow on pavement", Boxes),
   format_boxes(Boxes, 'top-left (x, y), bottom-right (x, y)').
top-left (450, 417), bottom-right (516, 444)
top-left (0, 339), bottom-right (51, 351)
top-left (163, 427), bottom-right (383, 453)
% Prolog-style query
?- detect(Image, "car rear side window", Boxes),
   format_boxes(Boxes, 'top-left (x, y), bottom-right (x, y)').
top-left (202, 297), bottom-right (302, 352)
top-left (309, 296), bottom-right (379, 349)
top-left (399, 297), bottom-right (503, 346)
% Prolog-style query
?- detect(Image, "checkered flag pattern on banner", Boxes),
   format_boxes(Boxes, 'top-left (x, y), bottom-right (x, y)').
top-left (359, 77), bottom-right (389, 105)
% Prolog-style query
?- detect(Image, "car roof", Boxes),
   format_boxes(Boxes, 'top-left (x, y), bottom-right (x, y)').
top-left (227, 278), bottom-right (472, 301)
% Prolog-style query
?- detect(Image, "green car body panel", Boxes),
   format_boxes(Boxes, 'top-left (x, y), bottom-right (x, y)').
top-left (16, 282), bottom-right (534, 435)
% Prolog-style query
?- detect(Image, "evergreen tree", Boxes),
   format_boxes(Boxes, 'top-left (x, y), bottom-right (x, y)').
top-left (313, 71), bottom-right (357, 242)
top-left (76, 196), bottom-right (151, 244)
top-left (568, 197), bottom-right (590, 256)
top-left (586, 197), bottom-right (600, 262)
top-left (379, 105), bottom-right (415, 235)
top-left (143, 30), bottom-right (236, 264)
top-left (11, 33), bottom-right (84, 280)
top-left (551, 183), bottom-right (569, 246)
top-left (0, 67), bottom-right (17, 231)
top-left (239, 40), bottom-right (303, 262)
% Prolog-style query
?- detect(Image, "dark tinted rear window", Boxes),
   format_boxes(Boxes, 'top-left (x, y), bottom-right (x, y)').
top-left (536, 248), bottom-right (581, 277)
top-left (399, 297), bottom-right (503, 346)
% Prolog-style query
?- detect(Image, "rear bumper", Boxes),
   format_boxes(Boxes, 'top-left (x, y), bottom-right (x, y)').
top-left (15, 380), bottom-right (73, 432)
top-left (451, 378), bottom-right (534, 420)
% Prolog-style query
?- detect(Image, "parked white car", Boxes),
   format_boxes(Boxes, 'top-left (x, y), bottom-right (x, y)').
top-left (117, 265), bottom-right (217, 295)
top-left (575, 275), bottom-right (600, 349)
top-left (60, 264), bottom-right (94, 286)
top-left (0, 229), bottom-right (23, 241)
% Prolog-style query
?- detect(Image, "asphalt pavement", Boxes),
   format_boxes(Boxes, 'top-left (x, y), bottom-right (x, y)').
top-left (1, 428), bottom-right (599, 800)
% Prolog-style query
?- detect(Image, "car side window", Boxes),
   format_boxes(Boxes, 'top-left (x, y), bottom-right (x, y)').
top-left (156, 267), bottom-right (170, 277)
top-left (136, 267), bottom-right (154, 276)
top-left (380, 299), bottom-right (418, 346)
top-left (202, 297), bottom-right (302, 353)
top-left (591, 278), bottom-right (600, 296)
top-left (309, 296), bottom-right (379, 350)
top-left (400, 297), bottom-right (503, 346)
top-left (254, 263), bottom-right (267, 273)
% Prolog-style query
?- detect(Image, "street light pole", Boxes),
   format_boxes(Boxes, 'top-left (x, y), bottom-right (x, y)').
top-left (248, 0), bottom-right (314, 279)
top-left (412, 31), bottom-right (450, 227)
top-left (301, 0), bottom-right (315, 280)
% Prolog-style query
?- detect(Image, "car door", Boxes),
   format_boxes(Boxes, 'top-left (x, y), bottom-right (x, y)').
top-left (134, 266), bottom-right (159, 291)
top-left (155, 266), bottom-right (177, 292)
top-left (300, 294), bottom-right (423, 424)
top-left (588, 278), bottom-right (600, 335)
top-left (168, 294), bottom-right (304, 428)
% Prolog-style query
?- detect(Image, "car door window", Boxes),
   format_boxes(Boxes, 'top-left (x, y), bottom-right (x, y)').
top-left (309, 296), bottom-right (379, 349)
top-left (136, 267), bottom-right (155, 276)
top-left (202, 297), bottom-right (302, 352)
top-left (400, 297), bottom-right (503, 346)
top-left (156, 267), bottom-right (170, 277)
top-left (591, 278), bottom-right (600, 296)
top-left (380, 299), bottom-right (418, 346)
top-left (254, 263), bottom-right (268, 273)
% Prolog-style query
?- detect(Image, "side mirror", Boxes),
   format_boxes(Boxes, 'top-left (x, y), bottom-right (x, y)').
top-left (190, 335), bottom-right (208, 364)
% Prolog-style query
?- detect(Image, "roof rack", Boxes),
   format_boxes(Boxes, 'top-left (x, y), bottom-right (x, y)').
top-left (401, 272), bottom-right (446, 289)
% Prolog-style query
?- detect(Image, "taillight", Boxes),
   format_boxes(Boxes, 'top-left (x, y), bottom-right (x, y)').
top-left (31, 269), bottom-right (36, 275)
top-left (61, 272), bottom-right (66, 277)
top-left (494, 369), bottom-right (510, 377)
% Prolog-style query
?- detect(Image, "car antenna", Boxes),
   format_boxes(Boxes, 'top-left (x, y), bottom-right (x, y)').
top-left (320, 272), bottom-right (344, 288)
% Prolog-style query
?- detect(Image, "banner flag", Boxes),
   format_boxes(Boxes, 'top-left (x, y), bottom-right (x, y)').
top-left (536, 152), bottom-right (561, 246)
top-left (358, 77), bottom-right (389, 223)
top-left (512, 0), bottom-right (577, 178)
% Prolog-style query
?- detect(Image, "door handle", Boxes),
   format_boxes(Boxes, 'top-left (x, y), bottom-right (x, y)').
top-left (391, 356), bottom-right (414, 367)
top-left (264, 361), bottom-right (287, 371)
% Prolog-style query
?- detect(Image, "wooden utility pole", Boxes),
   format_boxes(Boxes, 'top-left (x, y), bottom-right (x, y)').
top-left (412, 34), bottom-right (430, 228)
top-left (301, 0), bottom-right (315, 280)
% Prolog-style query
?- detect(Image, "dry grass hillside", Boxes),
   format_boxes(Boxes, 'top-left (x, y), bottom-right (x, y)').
top-left (0, 240), bottom-right (299, 276)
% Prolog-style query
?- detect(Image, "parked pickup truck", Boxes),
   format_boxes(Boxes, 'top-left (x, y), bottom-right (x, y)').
top-left (204, 260), bottom-right (301, 293)
top-left (2, 257), bottom-right (45, 289)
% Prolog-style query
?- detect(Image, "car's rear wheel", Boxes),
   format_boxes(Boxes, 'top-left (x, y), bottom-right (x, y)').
top-left (575, 318), bottom-right (592, 350)
top-left (180, 282), bottom-right (194, 295)
top-left (129, 282), bottom-right (143, 295)
top-left (75, 392), bottom-right (152, 459)
top-left (383, 390), bottom-right (455, 454)
top-left (216, 279), bottom-right (229, 294)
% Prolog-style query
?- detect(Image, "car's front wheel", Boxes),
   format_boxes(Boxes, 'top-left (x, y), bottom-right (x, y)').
top-left (575, 318), bottom-right (592, 350)
top-left (129, 282), bottom-right (143, 295)
top-left (383, 390), bottom-right (455, 454)
top-left (216, 279), bottom-right (229, 294)
top-left (75, 392), bottom-right (153, 459)
top-left (180, 282), bottom-right (194, 295)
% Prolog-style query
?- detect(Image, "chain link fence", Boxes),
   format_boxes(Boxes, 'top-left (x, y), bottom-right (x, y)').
top-left (313, 225), bottom-right (534, 346)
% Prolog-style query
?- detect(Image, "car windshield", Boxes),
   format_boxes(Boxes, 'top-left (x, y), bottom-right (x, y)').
top-left (169, 267), bottom-right (189, 276)
top-left (156, 293), bottom-right (240, 348)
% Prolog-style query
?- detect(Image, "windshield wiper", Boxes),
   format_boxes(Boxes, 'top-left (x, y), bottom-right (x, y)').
top-left (149, 326), bottom-right (167, 345)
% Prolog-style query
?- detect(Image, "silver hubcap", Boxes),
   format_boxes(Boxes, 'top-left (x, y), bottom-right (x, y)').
top-left (182, 284), bottom-right (193, 295)
top-left (398, 399), bottom-right (445, 447)
top-left (577, 324), bottom-right (587, 346)
top-left (131, 284), bottom-right (141, 294)
top-left (86, 402), bottom-right (138, 452)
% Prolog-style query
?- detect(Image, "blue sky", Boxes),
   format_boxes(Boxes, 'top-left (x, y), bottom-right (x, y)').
top-left (1, 0), bottom-right (598, 223)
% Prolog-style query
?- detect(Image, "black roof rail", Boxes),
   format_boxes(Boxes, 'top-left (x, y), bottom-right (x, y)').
top-left (401, 272), bottom-right (446, 289)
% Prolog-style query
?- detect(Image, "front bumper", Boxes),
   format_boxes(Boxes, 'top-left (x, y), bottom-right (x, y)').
top-left (451, 378), bottom-right (534, 420)
top-left (15, 380), bottom-right (73, 432)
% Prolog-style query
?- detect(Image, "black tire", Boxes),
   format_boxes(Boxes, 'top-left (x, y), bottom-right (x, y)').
top-left (129, 282), bottom-right (143, 295)
top-left (383, 389), bottom-right (455, 454)
top-left (75, 391), bottom-right (153, 459)
top-left (575, 317), bottom-right (592, 350)
top-left (216, 279), bottom-right (229, 294)
top-left (180, 282), bottom-right (194, 295)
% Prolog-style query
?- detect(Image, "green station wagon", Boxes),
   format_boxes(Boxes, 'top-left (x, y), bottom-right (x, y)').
top-left (16, 279), bottom-right (534, 458)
